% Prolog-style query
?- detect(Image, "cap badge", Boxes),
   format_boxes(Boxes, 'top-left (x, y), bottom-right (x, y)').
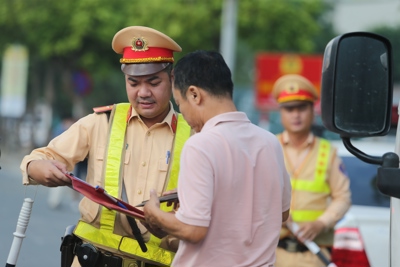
top-left (285, 82), bottom-right (299, 94)
top-left (131, 37), bottom-right (149, 51)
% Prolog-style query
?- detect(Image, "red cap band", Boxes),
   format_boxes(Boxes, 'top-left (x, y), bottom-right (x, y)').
top-left (121, 47), bottom-right (174, 64)
top-left (277, 89), bottom-right (316, 103)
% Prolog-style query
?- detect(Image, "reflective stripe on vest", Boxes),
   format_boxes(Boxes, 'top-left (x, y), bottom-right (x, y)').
top-left (291, 139), bottom-right (331, 222)
top-left (166, 114), bottom-right (191, 191)
top-left (74, 104), bottom-right (191, 266)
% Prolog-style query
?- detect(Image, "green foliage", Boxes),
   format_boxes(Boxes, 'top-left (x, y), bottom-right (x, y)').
top-left (239, 0), bottom-right (319, 53)
top-left (0, 0), bottom-right (336, 115)
top-left (235, 0), bottom-right (335, 86)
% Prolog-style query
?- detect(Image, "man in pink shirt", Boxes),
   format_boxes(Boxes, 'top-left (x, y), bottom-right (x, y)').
top-left (144, 50), bottom-right (292, 267)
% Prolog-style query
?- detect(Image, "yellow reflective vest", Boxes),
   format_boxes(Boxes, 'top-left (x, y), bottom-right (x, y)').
top-left (284, 137), bottom-right (336, 246)
top-left (74, 103), bottom-right (191, 266)
top-left (290, 138), bottom-right (332, 223)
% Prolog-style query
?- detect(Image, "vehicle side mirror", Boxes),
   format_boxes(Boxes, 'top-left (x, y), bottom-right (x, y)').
top-left (320, 32), bottom-right (400, 199)
top-left (321, 32), bottom-right (393, 137)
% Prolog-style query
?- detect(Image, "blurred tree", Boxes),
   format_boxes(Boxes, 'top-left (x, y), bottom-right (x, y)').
top-left (236, 0), bottom-right (335, 86)
top-left (0, 0), bottom-right (335, 118)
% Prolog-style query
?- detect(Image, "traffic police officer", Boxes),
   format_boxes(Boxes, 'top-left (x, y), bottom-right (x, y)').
top-left (20, 26), bottom-right (191, 267)
top-left (272, 74), bottom-right (351, 267)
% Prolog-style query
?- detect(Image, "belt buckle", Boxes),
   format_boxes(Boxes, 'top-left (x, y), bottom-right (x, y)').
top-left (123, 258), bottom-right (144, 267)
top-left (286, 239), bottom-right (298, 253)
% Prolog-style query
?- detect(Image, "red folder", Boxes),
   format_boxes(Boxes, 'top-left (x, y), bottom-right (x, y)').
top-left (65, 173), bottom-right (145, 221)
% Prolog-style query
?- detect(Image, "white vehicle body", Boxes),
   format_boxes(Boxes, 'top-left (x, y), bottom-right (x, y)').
top-left (263, 109), bottom-right (394, 266)
top-left (331, 138), bottom-right (394, 267)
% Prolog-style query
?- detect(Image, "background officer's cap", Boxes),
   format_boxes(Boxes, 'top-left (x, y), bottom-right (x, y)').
top-left (112, 26), bottom-right (182, 76)
top-left (272, 74), bottom-right (318, 107)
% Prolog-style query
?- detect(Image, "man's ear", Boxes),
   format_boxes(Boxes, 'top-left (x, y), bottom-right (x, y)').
top-left (188, 86), bottom-right (201, 104)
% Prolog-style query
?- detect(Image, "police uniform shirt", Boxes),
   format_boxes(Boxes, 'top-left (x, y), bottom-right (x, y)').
top-left (279, 131), bottom-right (351, 229)
top-left (20, 103), bottom-right (177, 234)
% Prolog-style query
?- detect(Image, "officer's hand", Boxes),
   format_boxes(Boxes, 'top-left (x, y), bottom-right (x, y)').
top-left (296, 221), bottom-right (325, 242)
top-left (27, 160), bottom-right (71, 187)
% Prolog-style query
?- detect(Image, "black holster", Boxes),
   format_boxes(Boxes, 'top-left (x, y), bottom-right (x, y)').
top-left (60, 225), bottom-right (81, 267)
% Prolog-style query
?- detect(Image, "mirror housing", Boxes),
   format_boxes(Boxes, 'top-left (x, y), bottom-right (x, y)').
top-left (321, 32), bottom-right (393, 137)
top-left (321, 32), bottom-right (400, 200)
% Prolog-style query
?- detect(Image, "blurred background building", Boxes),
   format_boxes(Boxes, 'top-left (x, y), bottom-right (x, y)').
top-left (333, 0), bottom-right (400, 33)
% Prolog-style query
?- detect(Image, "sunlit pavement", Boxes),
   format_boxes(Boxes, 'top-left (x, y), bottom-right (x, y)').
top-left (0, 147), bottom-right (80, 267)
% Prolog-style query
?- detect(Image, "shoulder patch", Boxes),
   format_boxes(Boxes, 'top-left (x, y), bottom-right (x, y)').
top-left (93, 105), bottom-right (114, 114)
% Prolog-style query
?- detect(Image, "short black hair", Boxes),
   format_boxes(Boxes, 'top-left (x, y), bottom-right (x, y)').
top-left (173, 50), bottom-right (233, 99)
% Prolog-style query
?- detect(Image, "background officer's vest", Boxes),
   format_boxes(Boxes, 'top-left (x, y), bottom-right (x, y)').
top-left (281, 137), bottom-right (335, 246)
top-left (291, 139), bottom-right (331, 222)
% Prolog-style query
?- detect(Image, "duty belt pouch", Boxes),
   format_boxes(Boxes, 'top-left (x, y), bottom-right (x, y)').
top-left (60, 225), bottom-right (81, 267)
top-left (76, 243), bottom-right (100, 267)
top-left (285, 238), bottom-right (299, 253)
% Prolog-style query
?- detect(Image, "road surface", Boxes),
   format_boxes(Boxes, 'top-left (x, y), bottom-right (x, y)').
top-left (0, 148), bottom-right (80, 267)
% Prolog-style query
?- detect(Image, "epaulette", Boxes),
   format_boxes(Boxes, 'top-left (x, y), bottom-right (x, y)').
top-left (93, 104), bottom-right (114, 114)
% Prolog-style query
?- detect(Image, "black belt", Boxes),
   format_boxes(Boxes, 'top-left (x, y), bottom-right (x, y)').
top-left (278, 237), bottom-right (309, 253)
top-left (75, 243), bottom-right (158, 267)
